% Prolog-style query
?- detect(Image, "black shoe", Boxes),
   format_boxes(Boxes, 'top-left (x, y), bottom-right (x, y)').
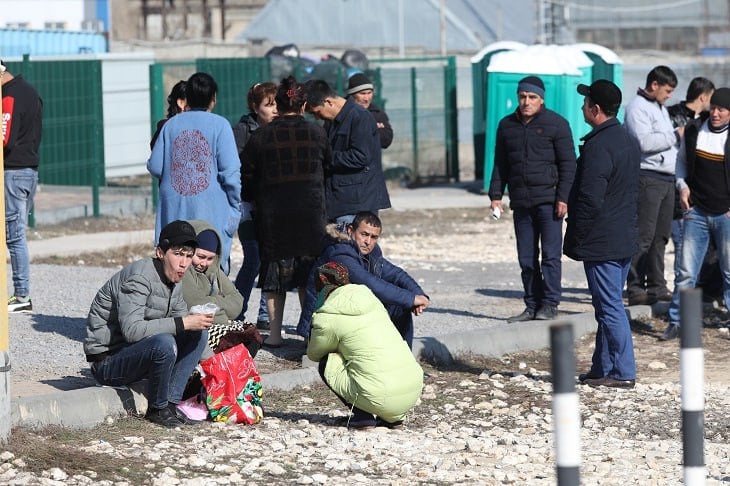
top-left (348, 409), bottom-right (376, 430)
top-left (170, 403), bottom-right (205, 426)
top-left (628, 292), bottom-right (657, 306)
top-left (376, 417), bottom-right (404, 429)
top-left (582, 376), bottom-right (635, 389)
top-left (578, 372), bottom-right (602, 382)
top-left (649, 289), bottom-right (673, 302)
top-left (256, 320), bottom-right (270, 330)
top-left (145, 406), bottom-right (183, 428)
top-left (534, 305), bottom-right (558, 320)
top-left (507, 309), bottom-right (536, 323)
top-left (659, 324), bottom-right (680, 341)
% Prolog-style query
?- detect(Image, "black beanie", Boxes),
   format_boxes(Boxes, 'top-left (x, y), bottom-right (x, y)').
top-left (517, 75), bottom-right (545, 98)
top-left (710, 87), bottom-right (730, 110)
top-left (196, 229), bottom-right (219, 254)
top-left (346, 73), bottom-right (374, 95)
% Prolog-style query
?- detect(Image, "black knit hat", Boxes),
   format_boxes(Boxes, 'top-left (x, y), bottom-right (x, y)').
top-left (710, 87), bottom-right (730, 110)
top-left (346, 73), bottom-right (374, 95)
top-left (517, 75), bottom-right (545, 98)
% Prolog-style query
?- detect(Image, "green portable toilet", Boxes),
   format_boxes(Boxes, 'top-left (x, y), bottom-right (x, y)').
top-left (471, 41), bottom-right (526, 180)
top-left (574, 42), bottom-right (623, 86)
top-left (482, 45), bottom-right (593, 192)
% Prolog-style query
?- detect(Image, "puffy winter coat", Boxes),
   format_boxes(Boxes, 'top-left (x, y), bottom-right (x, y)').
top-left (307, 284), bottom-right (423, 422)
top-left (488, 107), bottom-right (576, 209)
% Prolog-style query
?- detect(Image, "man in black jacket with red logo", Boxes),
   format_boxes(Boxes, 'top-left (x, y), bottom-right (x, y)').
top-left (489, 75), bottom-right (576, 323)
top-left (1, 60), bottom-right (43, 314)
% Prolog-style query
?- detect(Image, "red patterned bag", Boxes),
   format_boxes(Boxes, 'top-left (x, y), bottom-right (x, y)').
top-left (199, 344), bottom-right (263, 424)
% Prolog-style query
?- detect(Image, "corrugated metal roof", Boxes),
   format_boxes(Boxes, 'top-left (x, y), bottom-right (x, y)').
top-left (238, 0), bottom-right (536, 52)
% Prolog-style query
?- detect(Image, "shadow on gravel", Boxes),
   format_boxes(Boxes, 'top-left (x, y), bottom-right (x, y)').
top-left (40, 374), bottom-right (96, 392)
top-left (30, 314), bottom-right (86, 341)
top-left (425, 307), bottom-right (490, 318)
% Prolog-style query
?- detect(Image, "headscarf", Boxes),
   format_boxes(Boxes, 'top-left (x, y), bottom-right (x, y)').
top-left (315, 261), bottom-right (350, 308)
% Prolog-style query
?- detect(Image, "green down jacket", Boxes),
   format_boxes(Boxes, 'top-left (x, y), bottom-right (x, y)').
top-left (307, 284), bottom-right (423, 422)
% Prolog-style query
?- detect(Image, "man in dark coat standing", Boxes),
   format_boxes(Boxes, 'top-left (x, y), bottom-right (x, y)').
top-left (346, 72), bottom-right (394, 149)
top-left (565, 80), bottom-right (640, 389)
top-left (489, 75), bottom-right (576, 322)
top-left (304, 80), bottom-right (391, 230)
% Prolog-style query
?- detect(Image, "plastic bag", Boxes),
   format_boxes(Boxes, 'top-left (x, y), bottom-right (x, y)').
top-left (199, 344), bottom-right (263, 424)
top-left (190, 302), bottom-right (219, 316)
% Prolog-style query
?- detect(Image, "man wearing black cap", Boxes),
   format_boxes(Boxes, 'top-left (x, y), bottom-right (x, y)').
top-left (664, 87), bottom-right (730, 341)
top-left (1, 60), bottom-right (43, 314)
top-left (84, 220), bottom-right (214, 427)
top-left (346, 72), bottom-right (393, 149)
top-left (566, 80), bottom-right (640, 388)
top-left (489, 75), bottom-right (576, 322)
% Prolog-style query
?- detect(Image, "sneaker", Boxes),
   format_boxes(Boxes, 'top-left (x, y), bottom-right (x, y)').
top-left (507, 308), bottom-right (536, 323)
top-left (145, 406), bottom-right (183, 428)
top-left (534, 305), bottom-right (558, 320)
top-left (649, 289), bottom-right (673, 302)
top-left (256, 320), bottom-right (270, 330)
top-left (8, 296), bottom-right (32, 313)
top-left (376, 417), bottom-right (404, 429)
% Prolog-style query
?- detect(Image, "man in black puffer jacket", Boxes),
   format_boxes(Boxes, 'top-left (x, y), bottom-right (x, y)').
top-left (489, 75), bottom-right (576, 323)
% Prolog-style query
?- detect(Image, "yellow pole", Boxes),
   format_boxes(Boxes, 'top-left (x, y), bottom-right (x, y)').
top-left (1, 72), bottom-right (10, 442)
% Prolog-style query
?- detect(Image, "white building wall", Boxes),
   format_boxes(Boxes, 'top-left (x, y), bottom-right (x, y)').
top-left (1, 0), bottom-right (86, 30)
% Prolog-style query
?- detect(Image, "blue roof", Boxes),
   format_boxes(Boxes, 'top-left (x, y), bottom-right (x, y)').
top-left (238, 0), bottom-right (535, 52)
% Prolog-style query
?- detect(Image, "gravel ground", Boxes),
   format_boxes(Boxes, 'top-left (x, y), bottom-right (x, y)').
top-left (5, 207), bottom-right (730, 484)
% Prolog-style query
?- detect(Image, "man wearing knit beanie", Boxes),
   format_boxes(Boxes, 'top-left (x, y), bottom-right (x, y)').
top-left (663, 87), bottom-right (730, 341)
top-left (346, 72), bottom-right (393, 149)
top-left (488, 75), bottom-right (577, 323)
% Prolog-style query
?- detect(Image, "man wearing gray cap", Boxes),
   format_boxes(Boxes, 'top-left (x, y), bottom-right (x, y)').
top-left (489, 75), bottom-right (576, 322)
top-left (663, 87), bottom-right (730, 341)
top-left (566, 80), bottom-right (640, 388)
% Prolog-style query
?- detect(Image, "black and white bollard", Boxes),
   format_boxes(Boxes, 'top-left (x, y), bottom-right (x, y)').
top-left (551, 323), bottom-right (580, 486)
top-left (680, 288), bottom-right (705, 485)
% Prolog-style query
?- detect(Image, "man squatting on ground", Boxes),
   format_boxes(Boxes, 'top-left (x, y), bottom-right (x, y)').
top-left (565, 80), bottom-right (640, 389)
top-left (84, 220), bottom-right (213, 428)
top-left (297, 211), bottom-right (429, 348)
top-left (489, 75), bottom-right (576, 323)
top-left (664, 87), bottom-right (730, 341)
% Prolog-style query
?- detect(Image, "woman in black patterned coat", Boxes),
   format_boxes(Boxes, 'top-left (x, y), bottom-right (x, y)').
top-left (241, 76), bottom-right (331, 347)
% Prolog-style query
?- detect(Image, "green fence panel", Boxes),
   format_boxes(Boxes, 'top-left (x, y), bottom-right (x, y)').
top-left (195, 57), bottom-right (271, 124)
top-left (371, 56), bottom-right (459, 184)
top-left (5, 57), bottom-right (104, 187)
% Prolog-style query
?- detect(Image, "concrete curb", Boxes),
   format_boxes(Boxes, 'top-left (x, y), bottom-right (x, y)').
top-left (10, 304), bottom-right (658, 429)
top-left (29, 230), bottom-right (155, 258)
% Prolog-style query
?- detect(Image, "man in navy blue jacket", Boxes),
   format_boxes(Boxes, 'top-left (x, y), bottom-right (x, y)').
top-left (565, 80), bottom-right (640, 389)
top-left (304, 80), bottom-right (391, 229)
top-left (489, 75), bottom-right (576, 323)
top-left (297, 212), bottom-right (429, 348)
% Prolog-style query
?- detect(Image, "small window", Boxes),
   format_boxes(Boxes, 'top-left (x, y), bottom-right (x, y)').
top-left (6, 22), bottom-right (30, 29)
top-left (44, 21), bottom-right (66, 30)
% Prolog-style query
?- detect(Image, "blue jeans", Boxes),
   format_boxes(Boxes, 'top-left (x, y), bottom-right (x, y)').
top-left (584, 258), bottom-right (636, 381)
top-left (387, 303), bottom-right (414, 349)
top-left (91, 331), bottom-right (207, 409)
top-left (668, 207), bottom-right (730, 326)
top-left (234, 237), bottom-right (269, 322)
top-left (5, 168), bottom-right (38, 297)
top-left (512, 203), bottom-right (563, 310)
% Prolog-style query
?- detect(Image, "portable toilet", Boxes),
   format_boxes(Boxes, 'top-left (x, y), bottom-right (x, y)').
top-left (482, 45), bottom-right (593, 192)
top-left (574, 42), bottom-right (623, 86)
top-left (471, 41), bottom-right (526, 180)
